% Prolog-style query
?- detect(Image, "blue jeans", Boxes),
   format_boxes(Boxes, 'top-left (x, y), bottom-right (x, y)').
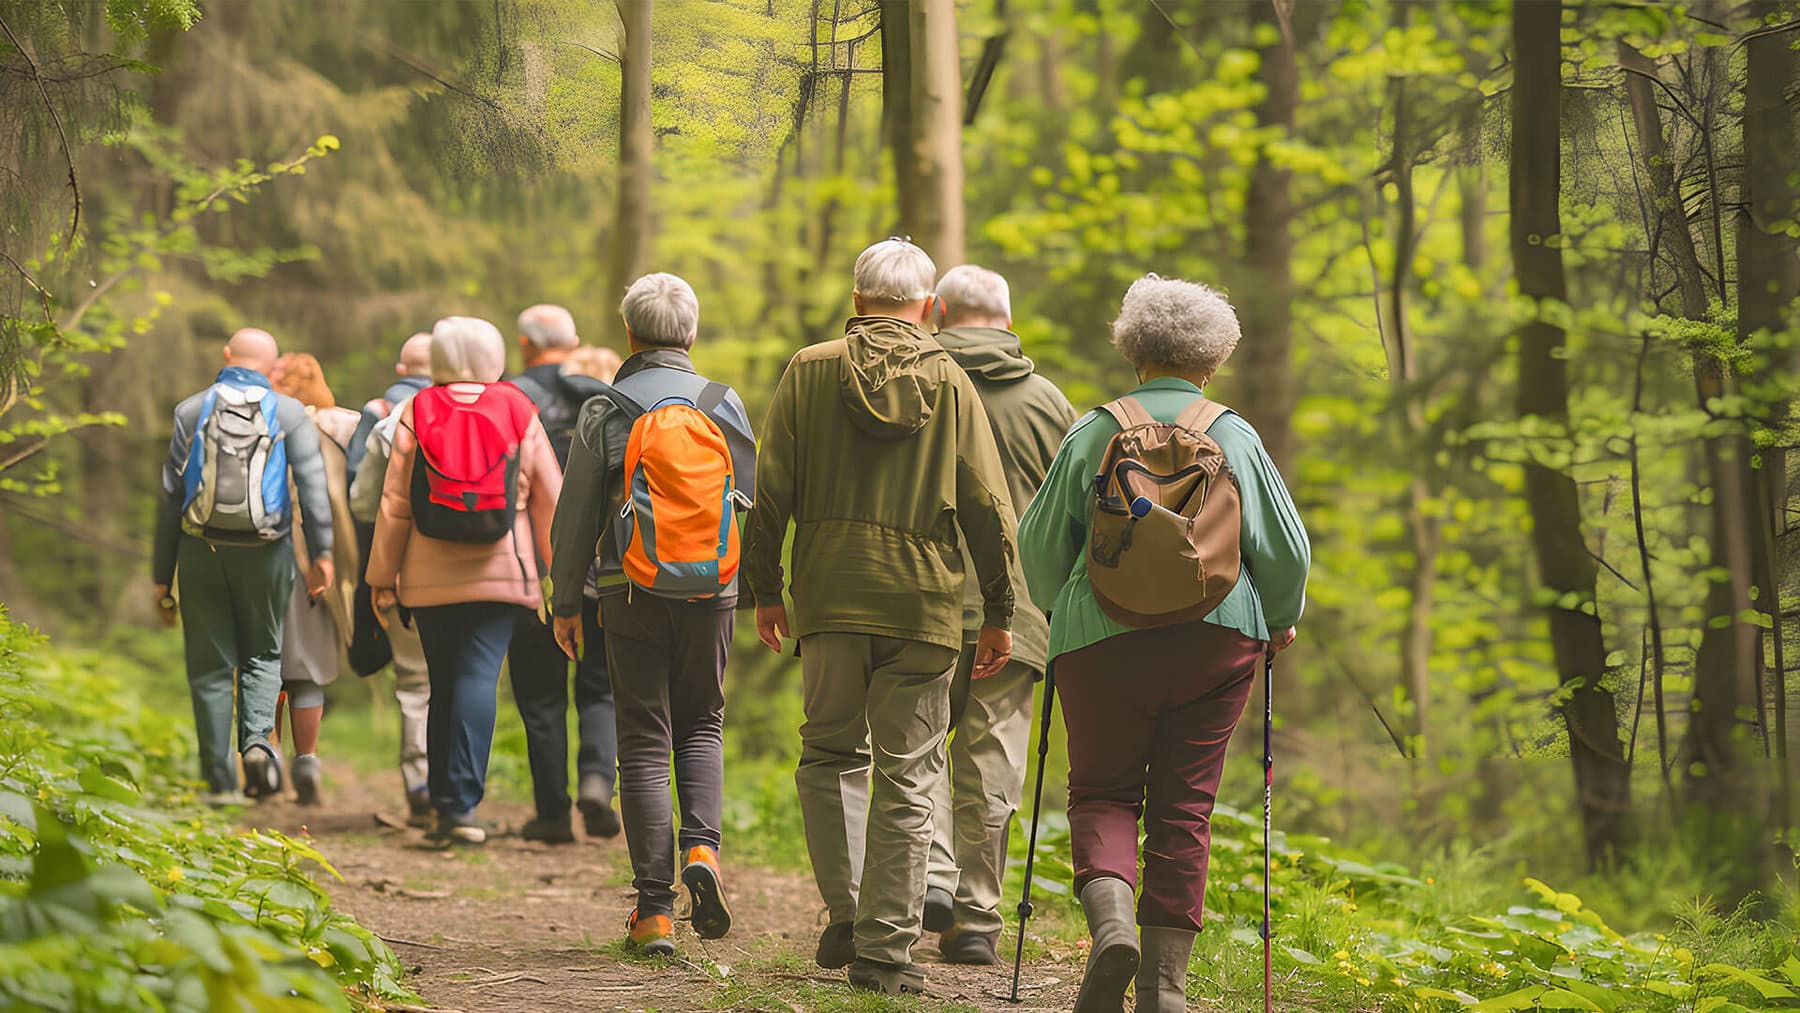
top-left (413, 601), bottom-right (527, 819)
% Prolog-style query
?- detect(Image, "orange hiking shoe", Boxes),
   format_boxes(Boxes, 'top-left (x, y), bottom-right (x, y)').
top-left (626, 908), bottom-right (675, 957)
top-left (680, 845), bottom-right (732, 940)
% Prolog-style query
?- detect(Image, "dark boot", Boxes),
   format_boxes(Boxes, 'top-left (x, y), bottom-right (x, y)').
top-left (1135, 926), bottom-right (1197, 1013)
top-left (847, 957), bottom-right (926, 995)
top-left (1073, 877), bottom-right (1139, 1013)
top-left (939, 927), bottom-right (1000, 965)
top-left (922, 885), bottom-right (955, 933)
top-left (815, 921), bottom-right (856, 969)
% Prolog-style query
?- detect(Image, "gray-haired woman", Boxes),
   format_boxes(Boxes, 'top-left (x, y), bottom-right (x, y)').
top-left (1017, 276), bottom-right (1310, 1013)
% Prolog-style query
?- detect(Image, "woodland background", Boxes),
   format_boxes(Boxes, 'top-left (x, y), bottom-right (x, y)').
top-left (2, 0), bottom-right (1798, 972)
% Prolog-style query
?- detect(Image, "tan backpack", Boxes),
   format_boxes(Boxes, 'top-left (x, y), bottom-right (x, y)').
top-left (1087, 396), bottom-right (1242, 628)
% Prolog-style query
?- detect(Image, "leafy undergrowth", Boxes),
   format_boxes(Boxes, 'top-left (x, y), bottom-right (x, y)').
top-left (1012, 807), bottom-right (1799, 1012)
top-left (0, 610), bottom-right (412, 1012)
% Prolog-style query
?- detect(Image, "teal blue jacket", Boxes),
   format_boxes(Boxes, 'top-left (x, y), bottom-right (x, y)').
top-left (1017, 377), bottom-right (1310, 665)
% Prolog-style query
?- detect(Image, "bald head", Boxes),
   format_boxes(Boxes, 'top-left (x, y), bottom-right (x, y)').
top-left (397, 332), bottom-right (433, 377)
top-left (224, 328), bottom-right (279, 374)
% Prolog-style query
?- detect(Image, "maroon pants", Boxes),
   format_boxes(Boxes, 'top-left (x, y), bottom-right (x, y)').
top-left (1056, 620), bottom-right (1262, 931)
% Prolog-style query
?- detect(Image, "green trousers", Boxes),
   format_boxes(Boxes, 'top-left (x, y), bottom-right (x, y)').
top-left (925, 646), bottom-right (1036, 936)
top-left (176, 535), bottom-right (295, 792)
top-left (796, 633), bottom-right (959, 967)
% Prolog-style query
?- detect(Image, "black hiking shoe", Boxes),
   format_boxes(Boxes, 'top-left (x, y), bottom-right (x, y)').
top-left (428, 812), bottom-right (492, 847)
top-left (577, 774), bottom-right (622, 839)
top-left (815, 921), bottom-right (856, 970)
top-left (847, 957), bottom-right (927, 996)
top-left (241, 744), bottom-right (283, 800)
top-left (939, 927), bottom-right (1000, 965)
top-left (680, 846), bottom-right (732, 940)
top-left (922, 886), bottom-right (955, 933)
top-left (520, 815), bottom-right (575, 844)
top-left (405, 787), bottom-right (434, 829)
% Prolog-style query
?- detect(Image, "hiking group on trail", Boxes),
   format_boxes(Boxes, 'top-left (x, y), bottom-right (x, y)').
top-left (153, 237), bottom-right (1310, 1009)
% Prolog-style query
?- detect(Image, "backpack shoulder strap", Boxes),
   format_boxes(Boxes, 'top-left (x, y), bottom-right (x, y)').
top-left (510, 373), bottom-right (554, 412)
top-left (1175, 397), bottom-right (1230, 435)
top-left (1100, 397), bottom-right (1155, 431)
top-left (695, 381), bottom-right (729, 414)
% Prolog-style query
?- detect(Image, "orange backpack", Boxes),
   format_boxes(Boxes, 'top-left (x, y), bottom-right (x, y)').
top-left (611, 383), bottom-right (747, 599)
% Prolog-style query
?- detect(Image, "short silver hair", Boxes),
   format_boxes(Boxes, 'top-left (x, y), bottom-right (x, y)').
top-left (853, 238), bottom-right (936, 305)
top-left (1111, 275), bottom-right (1241, 375)
top-left (518, 304), bottom-right (579, 350)
top-left (935, 265), bottom-right (1012, 326)
top-left (620, 273), bottom-right (699, 350)
top-left (430, 316), bottom-right (507, 383)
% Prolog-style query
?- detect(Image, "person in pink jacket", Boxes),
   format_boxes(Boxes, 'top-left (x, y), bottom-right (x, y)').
top-left (365, 315), bottom-right (562, 846)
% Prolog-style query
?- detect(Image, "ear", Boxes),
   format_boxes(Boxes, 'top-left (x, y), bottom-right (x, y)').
top-left (852, 291), bottom-right (866, 317)
top-left (395, 362), bottom-right (406, 377)
top-left (221, 344), bottom-right (233, 365)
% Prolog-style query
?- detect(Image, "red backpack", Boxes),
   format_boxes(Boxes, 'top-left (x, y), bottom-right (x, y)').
top-left (407, 383), bottom-right (538, 543)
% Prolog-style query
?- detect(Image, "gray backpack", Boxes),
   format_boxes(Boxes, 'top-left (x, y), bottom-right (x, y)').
top-left (181, 382), bottom-right (291, 543)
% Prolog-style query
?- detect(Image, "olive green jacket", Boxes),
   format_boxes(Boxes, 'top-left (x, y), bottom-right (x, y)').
top-left (742, 316), bottom-right (1019, 651)
top-left (935, 326), bottom-right (1078, 675)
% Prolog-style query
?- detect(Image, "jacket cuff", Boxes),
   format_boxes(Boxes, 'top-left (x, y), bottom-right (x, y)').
top-left (981, 599), bottom-right (1015, 631)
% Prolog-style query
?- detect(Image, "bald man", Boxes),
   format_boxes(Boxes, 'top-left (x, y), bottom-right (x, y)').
top-left (346, 332), bottom-right (434, 481)
top-left (153, 328), bottom-right (336, 805)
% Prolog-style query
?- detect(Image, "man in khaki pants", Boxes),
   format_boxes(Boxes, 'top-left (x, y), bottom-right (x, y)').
top-left (922, 266), bottom-right (1077, 965)
top-left (743, 239), bottom-right (1020, 997)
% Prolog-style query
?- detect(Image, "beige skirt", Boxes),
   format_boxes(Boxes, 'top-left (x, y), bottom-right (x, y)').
top-left (280, 572), bottom-right (343, 686)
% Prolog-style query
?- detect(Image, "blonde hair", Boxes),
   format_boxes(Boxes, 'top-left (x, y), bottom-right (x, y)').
top-left (563, 346), bottom-right (623, 383)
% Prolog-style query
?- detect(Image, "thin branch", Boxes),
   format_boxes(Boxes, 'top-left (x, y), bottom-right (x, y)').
top-left (1735, 17), bottom-right (1800, 49)
top-left (386, 46), bottom-right (509, 117)
top-left (557, 39), bottom-right (620, 64)
top-left (0, 249), bottom-right (54, 322)
top-left (0, 12), bottom-right (81, 237)
top-left (1588, 547), bottom-right (1640, 591)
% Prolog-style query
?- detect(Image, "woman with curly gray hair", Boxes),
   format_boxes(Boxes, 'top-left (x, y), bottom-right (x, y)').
top-left (1017, 275), bottom-right (1311, 1013)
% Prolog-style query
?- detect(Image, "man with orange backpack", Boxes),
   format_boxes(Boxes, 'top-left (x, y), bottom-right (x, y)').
top-left (548, 273), bottom-right (755, 958)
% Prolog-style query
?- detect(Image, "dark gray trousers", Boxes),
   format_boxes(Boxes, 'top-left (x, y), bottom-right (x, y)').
top-left (600, 592), bottom-right (733, 916)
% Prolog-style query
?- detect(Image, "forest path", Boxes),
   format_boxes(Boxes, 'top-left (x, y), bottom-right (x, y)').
top-left (242, 767), bottom-right (1093, 1013)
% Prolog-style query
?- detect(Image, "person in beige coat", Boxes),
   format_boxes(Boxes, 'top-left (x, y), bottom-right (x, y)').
top-left (365, 316), bottom-right (562, 846)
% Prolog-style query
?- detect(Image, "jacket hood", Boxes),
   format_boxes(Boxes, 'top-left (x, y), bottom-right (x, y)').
top-left (934, 326), bottom-right (1035, 382)
top-left (838, 316), bottom-right (947, 440)
top-left (385, 375), bottom-right (430, 403)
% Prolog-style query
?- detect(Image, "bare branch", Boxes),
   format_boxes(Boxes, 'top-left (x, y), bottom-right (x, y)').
top-left (558, 39), bottom-right (620, 64)
top-left (0, 12), bottom-right (81, 237)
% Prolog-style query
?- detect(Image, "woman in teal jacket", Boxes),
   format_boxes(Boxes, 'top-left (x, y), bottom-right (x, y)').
top-left (1018, 275), bottom-right (1310, 1013)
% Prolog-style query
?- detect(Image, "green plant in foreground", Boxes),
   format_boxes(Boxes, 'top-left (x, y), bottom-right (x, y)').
top-left (0, 609), bottom-right (413, 1011)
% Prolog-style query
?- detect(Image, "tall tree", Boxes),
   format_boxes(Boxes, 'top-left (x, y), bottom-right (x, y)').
top-left (605, 0), bottom-right (654, 344)
top-left (882, 0), bottom-right (964, 265)
top-left (1239, 0), bottom-right (1297, 468)
top-left (1510, 0), bottom-right (1630, 864)
top-left (1738, 0), bottom-right (1800, 826)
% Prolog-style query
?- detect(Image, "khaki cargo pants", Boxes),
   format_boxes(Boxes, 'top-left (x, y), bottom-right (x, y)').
top-left (796, 633), bottom-right (959, 968)
top-left (925, 642), bottom-right (1036, 936)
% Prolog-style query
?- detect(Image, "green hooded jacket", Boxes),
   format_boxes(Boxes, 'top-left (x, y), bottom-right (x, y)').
top-left (934, 326), bottom-right (1078, 674)
top-left (743, 316), bottom-right (1019, 651)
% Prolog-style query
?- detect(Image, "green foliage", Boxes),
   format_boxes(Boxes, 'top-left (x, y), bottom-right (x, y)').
top-left (0, 609), bottom-right (413, 1011)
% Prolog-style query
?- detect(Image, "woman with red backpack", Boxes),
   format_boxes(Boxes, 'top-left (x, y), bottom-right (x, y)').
top-left (364, 315), bottom-right (563, 846)
top-left (1017, 276), bottom-right (1310, 1013)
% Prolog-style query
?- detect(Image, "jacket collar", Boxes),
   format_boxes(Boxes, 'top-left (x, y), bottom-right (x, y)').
top-left (216, 365), bottom-right (272, 388)
top-left (614, 347), bottom-right (697, 384)
top-left (1131, 376), bottom-right (1204, 396)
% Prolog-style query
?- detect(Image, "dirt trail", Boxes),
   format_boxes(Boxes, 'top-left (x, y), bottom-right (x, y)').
top-left (243, 770), bottom-right (1089, 1012)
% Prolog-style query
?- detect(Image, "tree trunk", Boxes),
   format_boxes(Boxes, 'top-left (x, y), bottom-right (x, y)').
top-left (878, 0), bottom-right (915, 237)
top-left (1457, 104), bottom-right (1486, 277)
top-left (1622, 44), bottom-right (1763, 861)
top-left (604, 0), bottom-right (654, 346)
top-left (1510, 0), bottom-right (1631, 865)
top-left (1739, 0), bottom-right (1800, 832)
top-left (1239, 0), bottom-right (1297, 469)
top-left (903, 0), bottom-right (964, 266)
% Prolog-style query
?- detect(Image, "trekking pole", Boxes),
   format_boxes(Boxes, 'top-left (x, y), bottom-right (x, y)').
top-left (1262, 651), bottom-right (1275, 1013)
top-left (1009, 669), bottom-right (1057, 1004)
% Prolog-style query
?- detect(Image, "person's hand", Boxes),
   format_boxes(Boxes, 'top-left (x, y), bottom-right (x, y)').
top-left (552, 614), bottom-right (582, 662)
top-left (372, 588), bottom-right (397, 629)
top-left (1270, 627), bottom-right (1297, 654)
top-left (307, 558), bottom-right (334, 598)
top-left (972, 625), bottom-right (1013, 679)
top-left (755, 604), bottom-right (790, 653)
top-left (153, 584), bottom-right (178, 628)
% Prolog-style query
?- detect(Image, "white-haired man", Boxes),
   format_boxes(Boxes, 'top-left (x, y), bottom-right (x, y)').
top-left (741, 239), bottom-right (1020, 996)
top-left (921, 265), bottom-right (1077, 965)
top-left (549, 273), bottom-right (756, 957)
top-left (505, 303), bottom-right (622, 846)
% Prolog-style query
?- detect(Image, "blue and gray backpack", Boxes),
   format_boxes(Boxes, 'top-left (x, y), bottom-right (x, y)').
top-left (182, 381), bottom-right (290, 544)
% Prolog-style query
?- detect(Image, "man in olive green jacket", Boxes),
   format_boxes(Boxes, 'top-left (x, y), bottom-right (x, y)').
top-left (743, 239), bottom-right (1019, 996)
top-left (921, 266), bottom-right (1078, 966)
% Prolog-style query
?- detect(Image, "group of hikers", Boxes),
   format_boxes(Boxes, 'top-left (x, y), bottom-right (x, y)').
top-left (153, 237), bottom-right (1309, 1010)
